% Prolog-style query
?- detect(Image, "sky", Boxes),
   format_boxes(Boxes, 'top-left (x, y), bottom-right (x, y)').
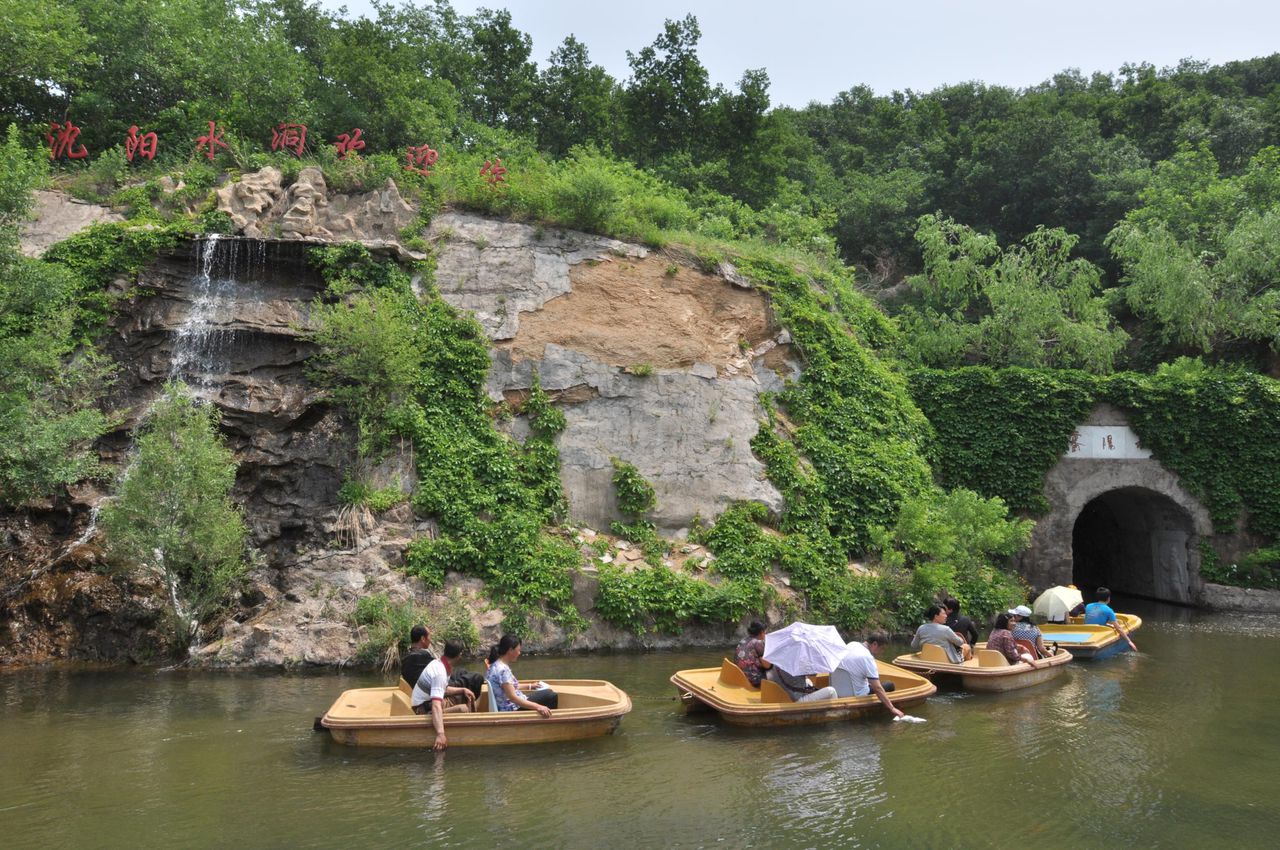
top-left (321, 1), bottom-right (1280, 108)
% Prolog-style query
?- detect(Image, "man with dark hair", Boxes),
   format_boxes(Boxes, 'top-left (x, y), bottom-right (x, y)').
top-left (943, 597), bottom-right (979, 648)
top-left (734, 620), bottom-right (773, 686)
top-left (411, 640), bottom-right (475, 751)
top-left (400, 624), bottom-right (435, 687)
top-left (1084, 587), bottom-right (1138, 651)
top-left (831, 631), bottom-right (904, 719)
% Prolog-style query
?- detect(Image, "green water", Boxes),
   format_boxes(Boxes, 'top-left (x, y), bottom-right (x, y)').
top-left (3, 603), bottom-right (1279, 849)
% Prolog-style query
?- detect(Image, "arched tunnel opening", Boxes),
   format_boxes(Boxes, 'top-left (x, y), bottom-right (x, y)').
top-left (1072, 486), bottom-right (1197, 604)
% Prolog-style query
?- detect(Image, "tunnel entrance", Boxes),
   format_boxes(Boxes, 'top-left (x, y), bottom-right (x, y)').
top-left (1072, 487), bottom-right (1197, 604)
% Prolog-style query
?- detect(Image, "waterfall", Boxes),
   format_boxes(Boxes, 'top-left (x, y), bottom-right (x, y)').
top-left (168, 235), bottom-right (268, 395)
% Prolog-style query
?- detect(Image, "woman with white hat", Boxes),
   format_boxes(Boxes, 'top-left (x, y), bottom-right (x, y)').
top-left (1009, 605), bottom-right (1050, 659)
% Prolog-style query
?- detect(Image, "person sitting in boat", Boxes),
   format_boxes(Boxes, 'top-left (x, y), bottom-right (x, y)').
top-left (401, 624), bottom-right (485, 700)
top-left (831, 630), bottom-right (904, 719)
top-left (1084, 587), bottom-right (1138, 651)
top-left (487, 634), bottom-right (558, 716)
top-left (912, 604), bottom-right (972, 662)
top-left (765, 664), bottom-right (839, 703)
top-left (734, 620), bottom-right (773, 687)
top-left (411, 640), bottom-right (475, 751)
top-left (943, 597), bottom-right (979, 649)
top-left (401, 624), bottom-right (436, 687)
top-left (1009, 605), bottom-right (1050, 658)
top-left (987, 613), bottom-right (1038, 667)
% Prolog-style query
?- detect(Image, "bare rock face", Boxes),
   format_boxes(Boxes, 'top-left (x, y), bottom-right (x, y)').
top-left (19, 190), bottom-right (123, 257)
top-left (431, 212), bottom-right (790, 534)
top-left (429, 212), bottom-right (647, 340)
top-left (216, 167), bottom-right (419, 254)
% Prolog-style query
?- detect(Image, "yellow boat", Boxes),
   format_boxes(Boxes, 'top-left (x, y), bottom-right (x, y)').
top-left (670, 659), bottom-right (935, 726)
top-left (892, 643), bottom-right (1073, 692)
top-left (320, 679), bottom-right (632, 747)
top-left (1038, 613), bottom-right (1143, 659)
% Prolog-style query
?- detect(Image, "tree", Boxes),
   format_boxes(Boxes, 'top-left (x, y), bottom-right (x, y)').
top-left (466, 8), bottom-right (538, 134)
top-left (620, 15), bottom-right (712, 163)
top-left (897, 214), bottom-right (1128, 373)
top-left (100, 384), bottom-right (248, 647)
top-left (0, 126), bottom-right (111, 505)
top-left (535, 36), bottom-right (617, 157)
top-left (1108, 145), bottom-right (1280, 359)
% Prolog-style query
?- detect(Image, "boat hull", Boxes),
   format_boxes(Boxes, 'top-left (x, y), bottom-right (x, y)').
top-left (670, 660), bottom-right (935, 727)
top-left (893, 646), bottom-right (1073, 693)
top-left (1039, 613), bottom-right (1142, 660)
top-left (320, 679), bottom-right (632, 748)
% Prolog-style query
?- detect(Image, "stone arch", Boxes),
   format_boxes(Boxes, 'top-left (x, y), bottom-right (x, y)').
top-left (1017, 405), bottom-right (1214, 604)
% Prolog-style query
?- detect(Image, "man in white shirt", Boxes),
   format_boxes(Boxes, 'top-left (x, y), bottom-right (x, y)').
top-left (411, 640), bottom-right (475, 751)
top-left (830, 630), bottom-right (904, 719)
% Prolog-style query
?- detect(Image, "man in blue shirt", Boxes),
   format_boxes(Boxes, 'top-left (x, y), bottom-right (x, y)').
top-left (1085, 587), bottom-right (1137, 651)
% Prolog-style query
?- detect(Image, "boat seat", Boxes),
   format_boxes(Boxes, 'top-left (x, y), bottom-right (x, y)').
top-left (758, 678), bottom-right (794, 704)
top-left (976, 649), bottom-right (1010, 668)
top-left (1015, 639), bottom-right (1040, 660)
top-left (918, 643), bottom-right (951, 664)
top-left (389, 690), bottom-right (415, 717)
top-left (718, 658), bottom-right (757, 689)
top-left (398, 679), bottom-right (413, 696)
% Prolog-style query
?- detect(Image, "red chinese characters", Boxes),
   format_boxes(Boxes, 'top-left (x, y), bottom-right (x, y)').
top-left (47, 121), bottom-right (88, 160)
top-left (271, 123), bottom-right (308, 156)
top-left (195, 121), bottom-right (229, 160)
top-left (404, 144), bottom-right (439, 175)
top-left (333, 128), bottom-right (365, 159)
top-left (125, 126), bottom-right (158, 162)
top-left (480, 157), bottom-right (507, 187)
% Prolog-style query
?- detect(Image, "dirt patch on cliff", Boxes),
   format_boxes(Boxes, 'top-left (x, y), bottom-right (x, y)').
top-left (496, 254), bottom-right (775, 369)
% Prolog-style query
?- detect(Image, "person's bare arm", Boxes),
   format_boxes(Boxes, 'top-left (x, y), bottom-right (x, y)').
top-left (502, 681), bottom-right (552, 718)
top-left (869, 679), bottom-right (904, 718)
top-left (431, 699), bottom-right (448, 751)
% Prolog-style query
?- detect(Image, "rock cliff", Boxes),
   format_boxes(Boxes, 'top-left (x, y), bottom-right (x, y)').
top-left (3, 169), bottom-right (801, 667)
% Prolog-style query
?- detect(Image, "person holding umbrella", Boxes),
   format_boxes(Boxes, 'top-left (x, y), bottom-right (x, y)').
top-left (762, 622), bottom-right (842, 703)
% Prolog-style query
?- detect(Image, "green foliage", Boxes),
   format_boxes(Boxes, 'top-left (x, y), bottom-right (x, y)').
top-left (99, 384), bottom-right (248, 645)
top-left (308, 250), bottom-right (582, 632)
top-left (305, 257), bottom-right (422, 458)
top-left (1107, 362), bottom-right (1280, 536)
top-left (909, 367), bottom-right (1097, 512)
top-left (594, 561), bottom-right (762, 634)
top-left (338, 478), bottom-right (406, 513)
top-left (897, 215), bottom-right (1128, 373)
top-left (42, 221), bottom-right (186, 339)
top-left (611, 457), bottom-right (657, 516)
top-left (872, 487), bottom-right (1031, 626)
top-left (0, 127), bottom-right (113, 505)
top-left (691, 502), bottom-right (778, 581)
top-left (352, 592), bottom-right (426, 670)
top-left (1201, 546), bottom-right (1280, 590)
top-left (1108, 145), bottom-right (1280, 361)
top-left (911, 362), bottom-right (1280, 539)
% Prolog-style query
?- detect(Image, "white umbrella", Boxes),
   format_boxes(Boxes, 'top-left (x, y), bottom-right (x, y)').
top-left (762, 622), bottom-right (847, 675)
top-left (1033, 585), bottom-right (1084, 622)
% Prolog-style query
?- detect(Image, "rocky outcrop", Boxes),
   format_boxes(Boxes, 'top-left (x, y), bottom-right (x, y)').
top-left (431, 211), bottom-right (791, 534)
top-left (215, 166), bottom-right (420, 255)
top-left (1198, 583), bottom-right (1280, 613)
top-left (4, 175), bottom-right (803, 668)
top-left (19, 190), bottom-right (123, 257)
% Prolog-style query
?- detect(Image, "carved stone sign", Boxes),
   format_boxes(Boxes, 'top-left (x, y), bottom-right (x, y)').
top-left (1064, 425), bottom-right (1152, 460)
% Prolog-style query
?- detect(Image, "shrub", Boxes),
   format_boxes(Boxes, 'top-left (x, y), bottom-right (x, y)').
top-left (100, 384), bottom-right (248, 647)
